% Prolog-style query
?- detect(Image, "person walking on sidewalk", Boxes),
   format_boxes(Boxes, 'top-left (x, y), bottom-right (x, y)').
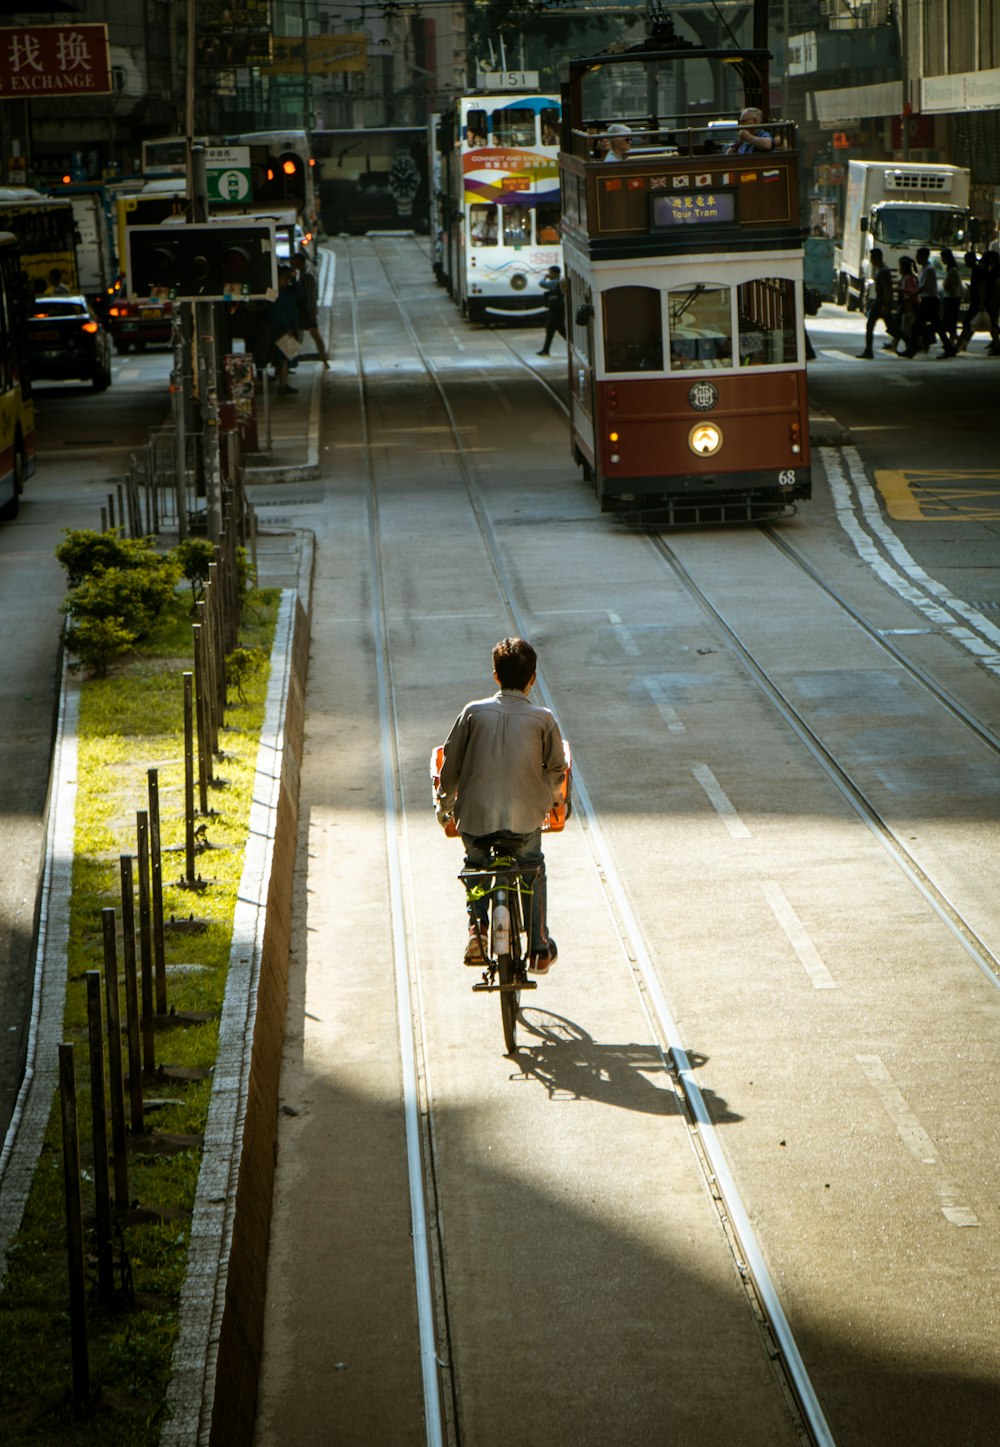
top-left (860, 248), bottom-right (895, 357)
top-left (939, 247), bottom-right (964, 350)
top-left (270, 265), bottom-right (301, 395)
top-left (537, 265), bottom-right (566, 356)
top-left (436, 637), bottom-right (566, 974)
top-left (291, 251), bottom-right (330, 368)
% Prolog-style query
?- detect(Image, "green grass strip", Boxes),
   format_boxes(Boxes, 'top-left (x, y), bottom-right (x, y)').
top-left (0, 588), bottom-right (279, 1445)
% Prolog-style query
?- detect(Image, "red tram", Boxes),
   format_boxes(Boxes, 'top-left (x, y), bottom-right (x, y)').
top-left (559, 10), bottom-right (811, 525)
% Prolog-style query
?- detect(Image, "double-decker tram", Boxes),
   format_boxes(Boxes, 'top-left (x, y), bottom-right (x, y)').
top-left (560, 6), bottom-right (811, 524)
top-left (437, 93), bottom-right (562, 323)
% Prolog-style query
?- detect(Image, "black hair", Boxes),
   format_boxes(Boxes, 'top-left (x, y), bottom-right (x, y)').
top-left (492, 636), bottom-right (537, 690)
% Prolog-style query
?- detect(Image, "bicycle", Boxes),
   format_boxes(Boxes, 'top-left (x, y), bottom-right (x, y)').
top-left (459, 855), bottom-right (541, 1054)
top-left (430, 740), bottom-right (572, 1056)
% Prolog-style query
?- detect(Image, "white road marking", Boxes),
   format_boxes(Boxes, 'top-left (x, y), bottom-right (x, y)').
top-left (761, 882), bottom-right (837, 989)
top-left (855, 1054), bottom-right (979, 1227)
top-left (607, 609), bottom-right (639, 656)
top-left (822, 446), bottom-right (1000, 677)
top-left (642, 676), bottom-right (685, 733)
top-left (692, 763), bottom-right (751, 839)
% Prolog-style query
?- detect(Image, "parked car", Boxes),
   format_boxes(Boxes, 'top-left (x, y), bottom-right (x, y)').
top-left (25, 294), bottom-right (112, 390)
top-left (106, 279), bottom-right (173, 354)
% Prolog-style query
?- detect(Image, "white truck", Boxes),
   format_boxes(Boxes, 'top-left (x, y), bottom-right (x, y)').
top-left (835, 160), bottom-right (971, 310)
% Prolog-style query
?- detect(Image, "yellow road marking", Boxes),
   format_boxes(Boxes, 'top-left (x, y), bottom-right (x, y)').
top-left (875, 469), bottom-right (1000, 521)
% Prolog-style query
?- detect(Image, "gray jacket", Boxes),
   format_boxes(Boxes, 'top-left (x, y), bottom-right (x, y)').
top-left (439, 689), bottom-right (566, 838)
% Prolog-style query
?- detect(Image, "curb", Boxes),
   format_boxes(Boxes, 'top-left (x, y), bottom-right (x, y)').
top-left (161, 589), bottom-right (309, 1447)
top-left (0, 671), bottom-right (79, 1270)
top-left (809, 407), bottom-right (851, 448)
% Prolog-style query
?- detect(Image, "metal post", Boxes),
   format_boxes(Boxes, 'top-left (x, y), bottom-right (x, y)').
top-left (85, 973), bottom-right (114, 1307)
top-left (101, 909), bottom-right (129, 1213)
top-left (192, 623), bottom-right (211, 808)
top-left (183, 671), bottom-right (197, 880)
top-left (147, 770), bottom-right (168, 1022)
top-left (119, 855), bottom-right (144, 1133)
top-left (191, 146), bottom-right (223, 543)
top-left (137, 811), bottom-right (162, 1020)
top-left (58, 1043), bottom-right (90, 1403)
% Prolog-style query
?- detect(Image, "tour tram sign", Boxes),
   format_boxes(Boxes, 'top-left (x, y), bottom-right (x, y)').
top-left (0, 23), bottom-right (112, 96)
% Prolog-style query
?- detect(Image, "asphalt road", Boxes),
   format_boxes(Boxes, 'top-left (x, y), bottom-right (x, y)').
top-left (0, 354), bottom-right (170, 1139)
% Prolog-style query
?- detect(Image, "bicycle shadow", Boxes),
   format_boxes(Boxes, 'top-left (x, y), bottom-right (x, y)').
top-left (510, 1007), bottom-right (743, 1123)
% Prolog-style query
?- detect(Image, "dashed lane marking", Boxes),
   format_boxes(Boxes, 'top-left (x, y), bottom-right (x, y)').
top-left (642, 676), bottom-right (685, 733)
top-left (692, 763), bottom-right (751, 839)
top-left (761, 882), bottom-right (837, 989)
top-left (855, 1054), bottom-right (979, 1227)
top-left (876, 469), bottom-right (1000, 522)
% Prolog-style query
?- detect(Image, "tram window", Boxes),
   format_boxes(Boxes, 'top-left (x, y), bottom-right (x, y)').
top-left (503, 206), bottom-right (532, 247)
top-left (470, 204), bottom-right (498, 247)
top-left (667, 285), bottom-right (733, 370)
top-left (494, 108), bottom-right (536, 147)
top-left (737, 278), bottom-right (796, 365)
top-left (466, 110), bottom-right (488, 147)
top-left (603, 285), bottom-right (663, 373)
top-left (536, 204), bottom-right (561, 244)
top-left (540, 107), bottom-right (561, 146)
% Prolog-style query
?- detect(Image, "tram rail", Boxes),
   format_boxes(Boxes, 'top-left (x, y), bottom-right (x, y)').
top-left (357, 234), bottom-right (834, 1447)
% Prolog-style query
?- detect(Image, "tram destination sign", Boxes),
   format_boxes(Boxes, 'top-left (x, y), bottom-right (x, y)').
top-left (652, 192), bottom-right (736, 228)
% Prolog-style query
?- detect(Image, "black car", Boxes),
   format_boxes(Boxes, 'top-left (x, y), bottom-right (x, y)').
top-left (26, 294), bottom-right (112, 391)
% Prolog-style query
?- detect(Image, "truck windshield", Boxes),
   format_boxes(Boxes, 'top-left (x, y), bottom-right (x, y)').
top-left (874, 208), bottom-right (968, 249)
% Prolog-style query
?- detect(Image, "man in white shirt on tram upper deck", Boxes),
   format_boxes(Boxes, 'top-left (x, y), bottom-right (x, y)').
top-left (604, 123), bottom-right (632, 161)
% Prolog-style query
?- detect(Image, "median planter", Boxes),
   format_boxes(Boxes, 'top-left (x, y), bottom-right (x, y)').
top-left (0, 580), bottom-right (309, 1447)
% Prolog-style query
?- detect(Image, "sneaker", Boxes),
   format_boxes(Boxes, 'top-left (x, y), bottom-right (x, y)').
top-left (528, 938), bottom-right (558, 975)
top-left (464, 931), bottom-right (486, 966)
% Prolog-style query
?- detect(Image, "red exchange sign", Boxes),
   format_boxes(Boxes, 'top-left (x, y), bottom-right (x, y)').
top-left (0, 24), bottom-right (111, 97)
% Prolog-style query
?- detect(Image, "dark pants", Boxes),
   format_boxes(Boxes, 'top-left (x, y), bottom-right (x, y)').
top-left (864, 301), bottom-right (895, 350)
top-left (461, 829), bottom-right (549, 954)
top-left (905, 296), bottom-right (952, 356)
top-left (539, 304), bottom-right (566, 354)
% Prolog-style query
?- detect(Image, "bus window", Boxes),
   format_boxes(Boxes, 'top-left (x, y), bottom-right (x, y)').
top-left (668, 285), bottom-right (733, 370)
top-left (603, 286), bottom-right (663, 372)
top-left (536, 204), bottom-right (561, 244)
top-left (503, 206), bottom-right (531, 247)
top-left (494, 108), bottom-right (535, 147)
top-left (737, 278), bottom-right (797, 365)
top-left (466, 110), bottom-right (488, 147)
top-left (470, 204), bottom-right (498, 246)
top-left (540, 107), bottom-right (561, 146)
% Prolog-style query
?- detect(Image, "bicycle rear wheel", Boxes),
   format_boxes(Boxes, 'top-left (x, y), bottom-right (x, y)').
top-left (498, 953), bottom-right (519, 1054)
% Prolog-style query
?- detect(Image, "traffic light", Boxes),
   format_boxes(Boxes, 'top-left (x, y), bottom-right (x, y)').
top-left (125, 221), bottom-right (278, 302)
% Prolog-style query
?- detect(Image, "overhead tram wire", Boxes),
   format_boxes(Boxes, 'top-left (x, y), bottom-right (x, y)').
top-left (365, 234), bottom-right (838, 1447)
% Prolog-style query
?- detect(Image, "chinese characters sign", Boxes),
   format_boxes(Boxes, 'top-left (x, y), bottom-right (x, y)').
top-left (652, 192), bottom-right (736, 227)
top-left (0, 24), bottom-right (111, 96)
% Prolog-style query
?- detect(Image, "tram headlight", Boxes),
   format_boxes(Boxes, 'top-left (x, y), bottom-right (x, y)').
top-left (510, 272), bottom-right (528, 291)
top-left (688, 422), bottom-right (723, 458)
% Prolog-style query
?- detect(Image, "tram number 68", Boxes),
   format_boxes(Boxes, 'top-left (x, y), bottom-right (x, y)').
top-left (779, 469), bottom-right (797, 486)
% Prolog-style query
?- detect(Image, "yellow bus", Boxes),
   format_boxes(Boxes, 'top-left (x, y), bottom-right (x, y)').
top-left (0, 232), bottom-right (36, 520)
top-left (0, 189), bottom-right (78, 296)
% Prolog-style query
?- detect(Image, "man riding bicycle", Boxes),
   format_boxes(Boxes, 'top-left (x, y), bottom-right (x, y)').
top-left (437, 637), bottom-right (566, 974)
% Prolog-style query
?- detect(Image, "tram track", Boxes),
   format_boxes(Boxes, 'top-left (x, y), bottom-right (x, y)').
top-left (649, 532), bottom-right (1000, 996)
top-left (356, 234), bottom-right (834, 1447)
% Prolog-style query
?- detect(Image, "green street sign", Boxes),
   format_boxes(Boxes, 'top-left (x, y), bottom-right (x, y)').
top-left (206, 145), bottom-right (252, 204)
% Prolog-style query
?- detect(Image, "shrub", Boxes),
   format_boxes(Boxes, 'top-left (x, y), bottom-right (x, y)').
top-left (64, 562), bottom-right (179, 641)
top-left (173, 538), bottom-right (216, 606)
top-left (226, 645), bottom-right (266, 702)
top-left (55, 528), bottom-right (165, 587)
top-left (64, 613), bottom-right (139, 676)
